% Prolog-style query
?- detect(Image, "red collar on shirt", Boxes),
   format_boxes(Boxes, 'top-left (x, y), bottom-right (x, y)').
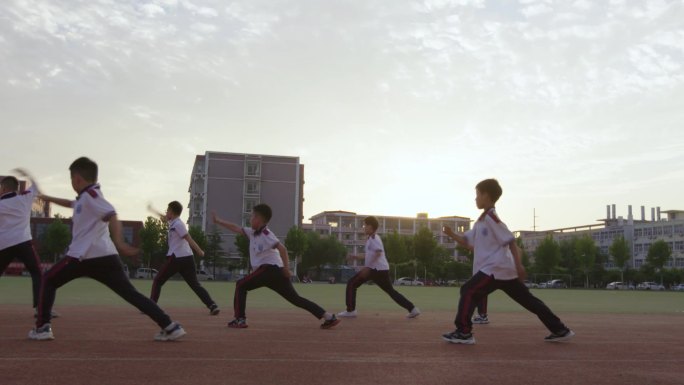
top-left (479, 207), bottom-right (501, 223)
top-left (76, 184), bottom-right (100, 200)
top-left (254, 225), bottom-right (270, 236)
top-left (0, 192), bottom-right (17, 200)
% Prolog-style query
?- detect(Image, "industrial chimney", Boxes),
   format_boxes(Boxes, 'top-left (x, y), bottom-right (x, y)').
top-left (641, 206), bottom-right (645, 221)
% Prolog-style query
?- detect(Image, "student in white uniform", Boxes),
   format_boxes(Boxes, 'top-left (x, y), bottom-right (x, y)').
top-left (441, 179), bottom-right (574, 345)
top-left (213, 204), bottom-right (340, 329)
top-left (0, 171), bottom-right (44, 313)
top-left (149, 201), bottom-right (219, 315)
top-left (338, 216), bottom-right (420, 319)
top-left (28, 157), bottom-right (185, 341)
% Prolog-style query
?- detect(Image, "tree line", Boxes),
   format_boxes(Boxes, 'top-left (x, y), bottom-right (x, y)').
top-left (530, 235), bottom-right (683, 287)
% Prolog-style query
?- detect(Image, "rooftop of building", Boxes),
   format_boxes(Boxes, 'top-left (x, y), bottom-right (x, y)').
top-left (310, 210), bottom-right (470, 221)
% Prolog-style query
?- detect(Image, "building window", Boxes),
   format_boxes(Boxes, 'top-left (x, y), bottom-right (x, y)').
top-left (246, 161), bottom-right (260, 177)
top-left (244, 198), bottom-right (258, 214)
top-left (674, 241), bottom-right (684, 251)
top-left (245, 181), bottom-right (260, 195)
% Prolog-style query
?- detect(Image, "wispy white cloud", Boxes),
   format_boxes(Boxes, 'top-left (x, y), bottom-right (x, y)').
top-left (1, 0), bottom-right (682, 230)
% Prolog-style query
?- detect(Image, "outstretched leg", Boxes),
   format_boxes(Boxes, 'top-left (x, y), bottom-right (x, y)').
top-left (371, 270), bottom-right (415, 312)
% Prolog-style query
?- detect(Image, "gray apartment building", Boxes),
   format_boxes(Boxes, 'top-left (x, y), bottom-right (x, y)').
top-left (305, 211), bottom-right (471, 261)
top-left (187, 151), bottom-right (304, 259)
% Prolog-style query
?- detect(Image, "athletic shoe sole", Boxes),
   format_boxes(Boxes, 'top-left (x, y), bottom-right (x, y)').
top-left (545, 330), bottom-right (575, 342)
top-left (28, 331), bottom-right (54, 341)
top-left (442, 334), bottom-right (475, 345)
top-left (210, 308), bottom-right (220, 316)
top-left (321, 318), bottom-right (341, 329)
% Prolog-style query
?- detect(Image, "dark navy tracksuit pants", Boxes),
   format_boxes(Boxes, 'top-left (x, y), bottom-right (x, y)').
top-left (36, 255), bottom-right (173, 329)
top-left (345, 269), bottom-right (414, 312)
top-left (455, 271), bottom-right (567, 334)
top-left (0, 241), bottom-right (42, 308)
top-left (234, 264), bottom-right (325, 319)
top-left (151, 255), bottom-right (216, 308)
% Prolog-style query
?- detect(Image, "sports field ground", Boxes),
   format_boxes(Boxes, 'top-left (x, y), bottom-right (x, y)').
top-left (1, 276), bottom-right (683, 385)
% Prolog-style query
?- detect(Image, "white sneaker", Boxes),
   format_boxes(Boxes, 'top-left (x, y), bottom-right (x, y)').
top-left (337, 310), bottom-right (357, 318)
top-left (154, 322), bottom-right (186, 341)
top-left (28, 323), bottom-right (54, 341)
top-left (407, 307), bottom-right (421, 319)
top-left (472, 314), bottom-right (489, 324)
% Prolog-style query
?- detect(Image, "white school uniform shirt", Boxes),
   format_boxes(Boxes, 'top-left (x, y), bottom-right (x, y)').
top-left (464, 208), bottom-right (518, 280)
top-left (167, 217), bottom-right (193, 257)
top-left (242, 226), bottom-right (283, 269)
top-left (66, 184), bottom-right (119, 260)
top-left (364, 234), bottom-right (390, 270)
top-left (0, 189), bottom-right (38, 250)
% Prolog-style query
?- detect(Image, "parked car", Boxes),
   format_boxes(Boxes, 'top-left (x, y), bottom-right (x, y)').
top-left (393, 277), bottom-right (424, 286)
top-left (196, 270), bottom-right (214, 281)
top-left (606, 281), bottom-right (635, 290)
top-left (447, 280), bottom-right (461, 287)
top-left (135, 267), bottom-right (158, 279)
top-left (672, 284), bottom-right (684, 291)
top-left (524, 280), bottom-right (539, 289)
top-left (548, 279), bottom-right (567, 289)
top-left (637, 282), bottom-right (665, 291)
top-left (538, 281), bottom-right (549, 289)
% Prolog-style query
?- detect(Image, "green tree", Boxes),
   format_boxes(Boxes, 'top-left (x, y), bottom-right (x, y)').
top-left (205, 226), bottom-right (223, 276)
top-left (301, 232), bottom-right (346, 273)
top-left (44, 217), bottom-right (71, 262)
top-left (575, 236), bottom-right (597, 288)
top-left (646, 240), bottom-right (671, 284)
top-left (609, 236), bottom-right (631, 282)
top-left (188, 225), bottom-right (208, 254)
top-left (533, 235), bottom-right (560, 274)
top-left (139, 216), bottom-right (166, 268)
top-left (234, 233), bottom-right (250, 270)
top-left (285, 226), bottom-right (308, 278)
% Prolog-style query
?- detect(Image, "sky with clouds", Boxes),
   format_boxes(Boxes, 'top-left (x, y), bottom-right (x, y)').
top-left (1, 0), bottom-right (683, 231)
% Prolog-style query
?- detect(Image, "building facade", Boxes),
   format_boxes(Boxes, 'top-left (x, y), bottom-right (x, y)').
top-left (187, 151), bottom-right (304, 258)
top-left (306, 211), bottom-right (471, 260)
top-left (518, 205), bottom-right (684, 269)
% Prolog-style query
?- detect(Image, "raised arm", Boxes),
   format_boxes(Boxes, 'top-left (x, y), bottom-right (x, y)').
top-left (12, 168), bottom-right (41, 194)
top-left (183, 234), bottom-right (205, 257)
top-left (442, 225), bottom-right (473, 250)
top-left (146, 203), bottom-right (166, 221)
top-left (108, 214), bottom-right (140, 257)
top-left (212, 212), bottom-right (243, 234)
top-left (39, 194), bottom-right (74, 208)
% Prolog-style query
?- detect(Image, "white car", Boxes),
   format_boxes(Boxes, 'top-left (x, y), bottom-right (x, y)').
top-left (393, 277), bottom-right (424, 286)
top-left (636, 282), bottom-right (665, 291)
top-left (672, 284), bottom-right (684, 291)
top-left (135, 268), bottom-right (158, 279)
top-left (524, 280), bottom-right (539, 289)
top-left (606, 281), bottom-right (634, 290)
top-left (197, 270), bottom-right (214, 281)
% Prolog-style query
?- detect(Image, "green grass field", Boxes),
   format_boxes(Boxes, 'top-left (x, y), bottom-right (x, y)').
top-left (1, 276), bottom-right (683, 314)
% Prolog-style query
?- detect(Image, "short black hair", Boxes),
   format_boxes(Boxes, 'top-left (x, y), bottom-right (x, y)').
top-left (476, 178), bottom-right (503, 203)
top-left (0, 176), bottom-right (19, 192)
top-left (363, 216), bottom-right (379, 232)
top-left (69, 157), bottom-right (98, 182)
top-left (168, 201), bottom-right (183, 216)
top-left (253, 203), bottom-right (272, 222)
